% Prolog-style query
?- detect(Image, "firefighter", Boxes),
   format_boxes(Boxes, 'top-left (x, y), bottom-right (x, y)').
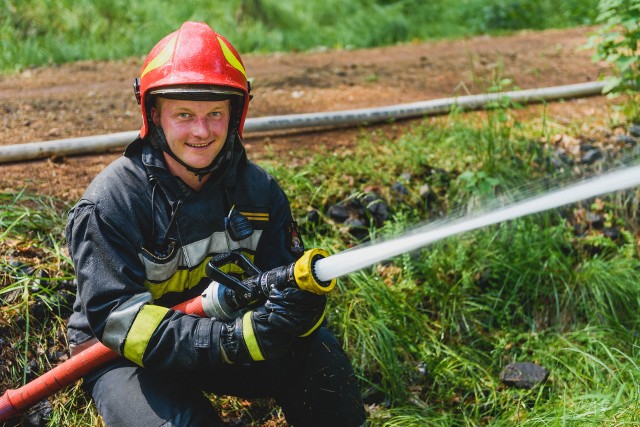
top-left (65, 21), bottom-right (366, 426)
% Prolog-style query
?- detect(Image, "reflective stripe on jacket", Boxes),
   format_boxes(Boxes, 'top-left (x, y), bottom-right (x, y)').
top-left (66, 136), bottom-right (301, 370)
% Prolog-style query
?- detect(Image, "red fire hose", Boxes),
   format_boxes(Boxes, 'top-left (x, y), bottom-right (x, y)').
top-left (0, 248), bottom-right (334, 422)
top-left (0, 295), bottom-right (206, 421)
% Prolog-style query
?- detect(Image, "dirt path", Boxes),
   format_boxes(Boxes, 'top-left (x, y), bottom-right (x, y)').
top-left (0, 26), bottom-right (613, 202)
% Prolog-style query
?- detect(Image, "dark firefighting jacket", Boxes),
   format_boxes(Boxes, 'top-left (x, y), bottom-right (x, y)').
top-left (65, 136), bottom-right (303, 370)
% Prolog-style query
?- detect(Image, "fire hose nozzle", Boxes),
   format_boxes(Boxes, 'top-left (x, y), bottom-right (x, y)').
top-left (201, 248), bottom-right (336, 320)
top-left (294, 248), bottom-right (336, 295)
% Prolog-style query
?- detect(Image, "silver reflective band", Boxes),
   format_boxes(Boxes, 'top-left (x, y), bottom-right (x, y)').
top-left (103, 292), bottom-right (154, 351)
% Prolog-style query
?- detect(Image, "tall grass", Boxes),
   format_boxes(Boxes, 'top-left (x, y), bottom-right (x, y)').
top-left (2, 83), bottom-right (640, 424)
top-left (261, 98), bottom-right (640, 425)
top-left (2, 0), bottom-right (599, 72)
top-left (0, 191), bottom-right (89, 424)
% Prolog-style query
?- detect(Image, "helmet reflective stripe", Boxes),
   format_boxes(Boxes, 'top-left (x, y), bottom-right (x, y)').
top-left (217, 36), bottom-right (247, 79)
top-left (140, 34), bottom-right (177, 79)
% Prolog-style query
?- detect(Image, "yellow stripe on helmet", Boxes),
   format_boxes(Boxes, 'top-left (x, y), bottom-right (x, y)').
top-left (141, 34), bottom-right (177, 78)
top-left (217, 36), bottom-right (247, 79)
top-left (123, 304), bottom-right (170, 366)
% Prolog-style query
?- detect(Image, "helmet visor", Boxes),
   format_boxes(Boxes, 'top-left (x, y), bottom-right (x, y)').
top-left (150, 85), bottom-right (244, 101)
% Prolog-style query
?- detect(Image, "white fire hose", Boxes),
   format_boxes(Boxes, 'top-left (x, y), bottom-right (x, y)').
top-left (0, 81), bottom-right (606, 164)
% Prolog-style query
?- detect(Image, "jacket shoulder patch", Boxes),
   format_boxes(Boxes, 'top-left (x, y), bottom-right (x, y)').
top-left (288, 221), bottom-right (305, 256)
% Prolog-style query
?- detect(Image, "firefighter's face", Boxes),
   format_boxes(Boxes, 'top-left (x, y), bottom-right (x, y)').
top-left (151, 97), bottom-right (230, 172)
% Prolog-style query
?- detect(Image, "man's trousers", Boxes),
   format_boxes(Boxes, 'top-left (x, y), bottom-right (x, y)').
top-left (82, 327), bottom-right (367, 427)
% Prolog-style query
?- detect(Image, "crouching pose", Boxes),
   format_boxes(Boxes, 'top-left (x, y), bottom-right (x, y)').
top-left (66, 21), bottom-right (366, 427)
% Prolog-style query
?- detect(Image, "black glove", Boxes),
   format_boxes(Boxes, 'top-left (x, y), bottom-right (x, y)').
top-left (219, 288), bottom-right (326, 363)
top-left (265, 287), bottom-right (326, 337)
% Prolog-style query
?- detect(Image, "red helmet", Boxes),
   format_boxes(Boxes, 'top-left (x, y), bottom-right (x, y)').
top-left (134, 21), bottom-right (250, 139)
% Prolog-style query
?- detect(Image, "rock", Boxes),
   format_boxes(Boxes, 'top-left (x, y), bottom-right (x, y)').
top-left (550, 155), bottom-right (564, 169)
top-left (629, 124), bottom-right (640, 138)
top-left (24, 400), bottom-right (53, 427)
top-left (585, 211), bottom-right (604, 229)
top-left (344, 217), bottom-right (368, 240)
top-left (328, 192), bottom-right (388, 231)
top-left (555, 150), bottom-right (574, 165)
top-left (573, 223), bottom-right (586, 237)
top-left (579, 142), bottom-right (595, 152)
top-left (306, 209), bottom-right (320, 226)
top-left (327, 204), bottom-right (349, 223)
top-left (580, 148), bottom-right (602, 165)
top-left (392, 181), bottom-right (410, 197)
top-left (362, 192), bottom-right (389, 227)
top-left (602, 227), bottom-right (621, 241)
top-left (500, 362), bottom-right (549, 389)
top-left (297, 209), bottom-right (320, 231)
top-left (615, 134), bottom-right (637, 147)
top-left (419, 183), bottom-right (430, 199)
top-left (368, 201), bottom-right (389, 226)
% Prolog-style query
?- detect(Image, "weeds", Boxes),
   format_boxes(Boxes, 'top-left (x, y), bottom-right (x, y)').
top-left (0, 191), bottom-right (74, 407)
top-left (261, 95), bottom-right (640, 425)
top-left (587, 0), bottom-right (640, 121)
top-left (1, 0), bottom-right (599, 73)
top-left (3, 59), bottom-right (640, 427)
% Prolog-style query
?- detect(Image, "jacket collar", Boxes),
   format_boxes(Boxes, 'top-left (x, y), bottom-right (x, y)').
top-left (124, 136), bottom-right (246, 200)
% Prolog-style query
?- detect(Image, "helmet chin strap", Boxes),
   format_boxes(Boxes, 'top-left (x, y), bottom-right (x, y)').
top-left (148, 125), bottom-right (236, 182)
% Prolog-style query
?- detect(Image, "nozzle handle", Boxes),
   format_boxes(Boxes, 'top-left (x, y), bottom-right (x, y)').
top-left (205, 251), bottom-right (262, 298)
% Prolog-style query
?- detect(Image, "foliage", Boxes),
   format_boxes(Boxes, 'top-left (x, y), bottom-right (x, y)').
top-left (1, 0), bottom-right (599, 73)
top-left (468, 0), bottom-right (598, 33)
top-left (3, 3), bottom-right (640, 425)
top-left (260, 94), bottom-right (640, 424)
top-left (0, 192), bottom-right (85, 425)
top-left (3, 96), bottom-right (640, 425)
top-left (588, 0), bottom-right (640, 120)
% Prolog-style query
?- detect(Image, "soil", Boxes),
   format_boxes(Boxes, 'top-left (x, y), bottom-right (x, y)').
top-left (0, 26), bottom-right (616, 203)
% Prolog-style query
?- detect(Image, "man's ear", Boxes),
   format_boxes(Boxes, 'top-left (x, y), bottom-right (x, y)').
top-left (150, 106), bottom-right (160, 126)
top-left (150, 96), bottom-right (162, 126)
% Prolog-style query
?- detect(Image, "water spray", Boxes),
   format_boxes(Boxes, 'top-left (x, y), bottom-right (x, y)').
top-left (314, 165), bottom-right (640, 282)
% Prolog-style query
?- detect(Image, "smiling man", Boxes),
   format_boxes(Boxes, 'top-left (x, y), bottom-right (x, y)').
top-left (65, 21), bottom-right (366, 427)
top-left (151, 95), bottom-right (232, 189)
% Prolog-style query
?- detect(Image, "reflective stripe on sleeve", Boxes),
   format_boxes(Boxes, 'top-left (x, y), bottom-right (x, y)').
top-left (242, 311), bottom-right (265, 361)
top-left (103, 292), bottom-right (153, 352)
top-left (299, 310), bottom-right (326, 337)
top-left (123, 304), bottom-right (170, 366)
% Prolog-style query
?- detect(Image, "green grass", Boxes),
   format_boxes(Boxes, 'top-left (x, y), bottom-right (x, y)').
top-left (3, 39), bottom-right (640, 426)
top-left (2, 0), bottom-right (599, 73)
top-left (2, 2), bottom-right (638, 425)
top-left (260, 99), bottom-right (640, 425)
